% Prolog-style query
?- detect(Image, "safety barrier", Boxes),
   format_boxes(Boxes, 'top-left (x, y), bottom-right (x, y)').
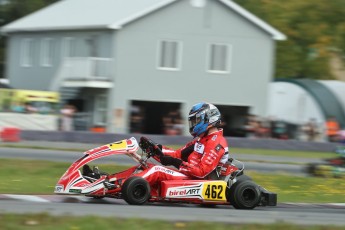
top-left (18, 130), bottom-right (340, 152)
top-left (0, 127), bottom-right (21, 142)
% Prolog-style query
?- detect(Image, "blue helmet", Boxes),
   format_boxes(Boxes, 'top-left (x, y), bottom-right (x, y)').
top-left (188, 102), bottom-right (221, 137)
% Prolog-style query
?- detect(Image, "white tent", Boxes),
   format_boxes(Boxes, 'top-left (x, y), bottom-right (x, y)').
top-left (267, 81), bottom-right (324, 125)
top-left (267, 79), bottom-right (345, 141)
top-left (319, 80), bottom-right (345, 116)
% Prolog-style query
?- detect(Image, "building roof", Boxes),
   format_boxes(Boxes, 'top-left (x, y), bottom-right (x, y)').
top-left (0, 0), bottom-right (286, 40)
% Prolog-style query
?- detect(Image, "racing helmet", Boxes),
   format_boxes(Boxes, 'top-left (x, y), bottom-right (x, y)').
top-left (188, 102), bottom-right (221, 137)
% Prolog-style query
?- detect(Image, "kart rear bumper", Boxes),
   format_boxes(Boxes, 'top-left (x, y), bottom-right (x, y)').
top-left (259, 187), bottom-right (277, 206)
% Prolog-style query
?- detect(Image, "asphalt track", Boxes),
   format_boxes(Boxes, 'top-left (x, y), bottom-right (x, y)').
top-left (1, 145), bottom-right (344, 226)
top-left (0, 195), bottom-right (345, 226)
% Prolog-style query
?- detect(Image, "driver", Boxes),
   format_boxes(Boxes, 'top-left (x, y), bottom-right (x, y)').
top-left (135, 102), bottom-right (229, 186)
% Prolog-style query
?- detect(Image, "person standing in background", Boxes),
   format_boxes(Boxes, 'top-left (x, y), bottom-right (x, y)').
top-left (325, 116), bottom-right (340, 142)
top-left (301, 118), bottom-right (319, 142)
top-left (60, 104), bottom-right (76, 131)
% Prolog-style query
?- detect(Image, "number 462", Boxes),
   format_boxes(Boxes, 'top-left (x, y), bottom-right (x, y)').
top-left (205, 184), bottom-right (223, 199)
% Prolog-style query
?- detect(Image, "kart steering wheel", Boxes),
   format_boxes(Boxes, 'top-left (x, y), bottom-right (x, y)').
top-left (139, 137), bottom-right (163, 157)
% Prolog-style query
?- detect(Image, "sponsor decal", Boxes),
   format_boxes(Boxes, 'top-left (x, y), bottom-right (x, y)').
top-left (54, 185), bottom-right (64, 193)
top-left (211, 135), bottom-right (217, 141)
top-left (69, 189), bottom-right (82, 193)
top-left (209, 150), bottom-right (217, 158)
top-left (81, 182), bottom-right (90, 187)
top-left (194, 142), bottom-right (204, 154)
top-left (166, 184), bottom-right (203, 199)
top-left (154, 166), bottom-right (175, 175)
top-left (215, 144), bottom-right (222, 152)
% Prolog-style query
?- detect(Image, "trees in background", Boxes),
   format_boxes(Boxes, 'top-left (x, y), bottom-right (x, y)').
top-left (234, 0), bottom-right (345, 80)
top-left (0, 0), bottom-right (59, 78)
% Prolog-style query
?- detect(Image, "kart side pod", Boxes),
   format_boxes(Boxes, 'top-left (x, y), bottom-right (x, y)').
top-left (161, 180), bottom-right (228, 203)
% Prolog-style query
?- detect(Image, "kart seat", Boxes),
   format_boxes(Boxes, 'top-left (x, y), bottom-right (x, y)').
top-left (207, 162), bottom-right (232, 181)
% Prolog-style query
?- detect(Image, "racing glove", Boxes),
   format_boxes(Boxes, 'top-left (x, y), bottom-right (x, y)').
top-left (160, 155), bottom-right (183, 169)
top-left (139, 136), bottom-right (163, 157)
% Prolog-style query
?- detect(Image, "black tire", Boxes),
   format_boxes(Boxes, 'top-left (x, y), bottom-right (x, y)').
top-left (227, 180), bottom-right (261, 209)
top-left (121, 176), bottom-right (151, 205)
top-left (306, 163), bottom-right (317, 175)
top-left (236, 174), bottom-right (252, 182)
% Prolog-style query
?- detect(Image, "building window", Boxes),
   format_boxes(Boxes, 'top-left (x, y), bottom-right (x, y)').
top-left (41, 38), bottom-right (54, 66)
top-left (21, 38), bottom-right (34, 67)
top-left (207, 43), bottom-right (232, 73)
top-left (94, 94), bottom-right (107, 126)
top-left (157, 40), bottom-right (182, 70)
top-left (61, 37), bottom-right (76, 58)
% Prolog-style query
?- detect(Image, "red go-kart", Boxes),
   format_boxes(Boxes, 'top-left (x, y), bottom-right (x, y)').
top-left (54, 137), bottom-right (277, 209)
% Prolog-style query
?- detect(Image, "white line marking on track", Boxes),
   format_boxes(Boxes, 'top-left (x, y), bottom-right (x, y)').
top-left (329, 203), bottom-right (345, 207)
top-left (4, 194), bottom-right (50, 203)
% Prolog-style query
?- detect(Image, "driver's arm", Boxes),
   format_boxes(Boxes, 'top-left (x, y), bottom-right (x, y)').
top-left (152, 140), bottom-right (196, 168)
top-left (161, 140), bottom-right (196, 160)
top-left (179, 141), bottom-right (227, 178)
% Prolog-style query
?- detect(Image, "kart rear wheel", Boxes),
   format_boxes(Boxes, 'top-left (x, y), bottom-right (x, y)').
top-left (236, 174), bottom-right (252, 182)
top-left (227, 180), bottom-right (261, 209)
top-left (121, 176), bottom-right (150, 205)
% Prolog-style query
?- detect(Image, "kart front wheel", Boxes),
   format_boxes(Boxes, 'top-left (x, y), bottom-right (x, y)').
top-left (227, 180), bottom-right (261, 209)
top-left (121, 176), bottom-right (151, 205)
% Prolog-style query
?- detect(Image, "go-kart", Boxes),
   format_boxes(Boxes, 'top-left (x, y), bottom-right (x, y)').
top-left (54, 137), bottom-right (277, 209)
top-left (307, 145), bottom-right (345, 178)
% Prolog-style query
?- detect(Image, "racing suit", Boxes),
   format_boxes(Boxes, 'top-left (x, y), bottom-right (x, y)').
top-left (135, 129), bottom-right (229, 186)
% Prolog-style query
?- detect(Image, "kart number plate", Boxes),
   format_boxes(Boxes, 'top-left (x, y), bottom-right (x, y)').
top-left (108, 140), bottom-right (127, 150)
top-left (202, 181), bottom-right (227, 201)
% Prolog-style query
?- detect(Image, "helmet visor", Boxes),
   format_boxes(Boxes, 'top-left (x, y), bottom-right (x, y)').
top-left (188, 112), bottom-right (203, 130)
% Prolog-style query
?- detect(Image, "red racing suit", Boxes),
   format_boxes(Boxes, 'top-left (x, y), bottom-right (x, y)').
top-left (135, 129), bottom-right (229, 187)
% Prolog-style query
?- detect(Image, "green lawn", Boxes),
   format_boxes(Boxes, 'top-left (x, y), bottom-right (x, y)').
top-left (1, 158), bottom-right (344, 203)
top-left (1, 213), bottom-right (344, 230)
top-left (230, 147), bottom-right (337, 159)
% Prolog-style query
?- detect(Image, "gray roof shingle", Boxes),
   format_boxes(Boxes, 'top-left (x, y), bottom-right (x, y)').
top-left (1, 0), bottom-right (175, 31)
top-left (0, 0), bottom-right (286, 40)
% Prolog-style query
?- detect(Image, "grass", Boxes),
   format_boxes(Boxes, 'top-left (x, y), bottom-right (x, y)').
top-left (247, 171), bottom-right (345, 203)
top-left (0, 159), bottom-right (128, 195)
top-left (0, 143), bottom-right (339, 159)
top-left (1, 213), bottom-right (344, 230)
top-left (230, 147), bottom-right (338, 159)
top-left (0, 158), bottom-right (345, 203)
